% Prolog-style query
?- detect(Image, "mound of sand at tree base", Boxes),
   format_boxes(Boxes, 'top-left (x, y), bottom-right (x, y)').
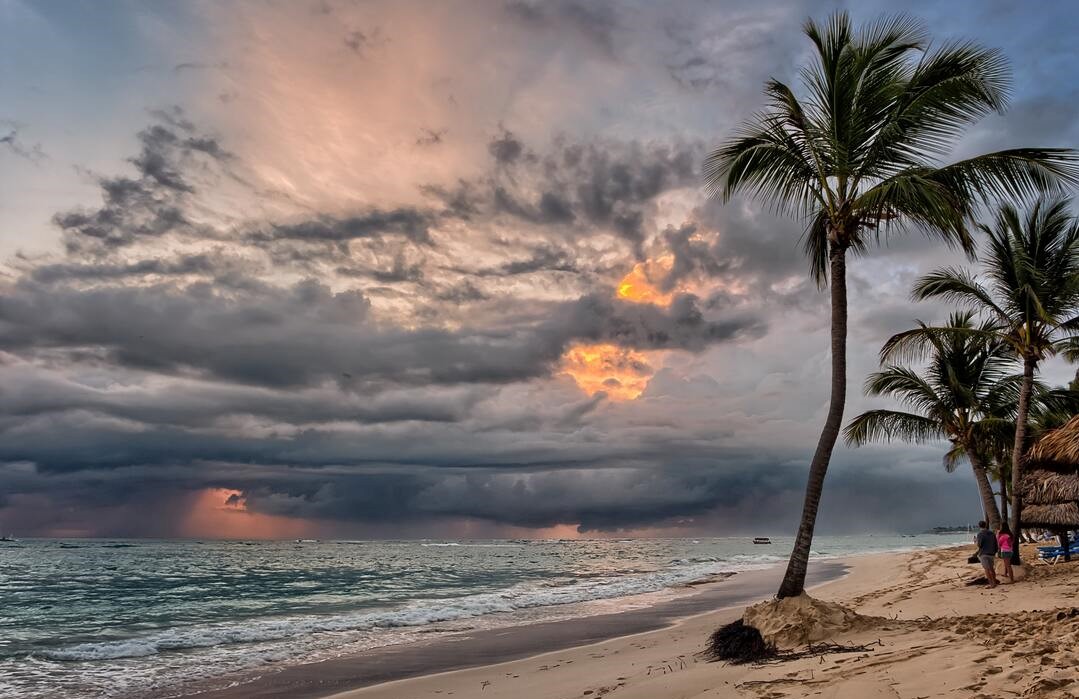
top-left (742, 593), bottom-right (877, 647)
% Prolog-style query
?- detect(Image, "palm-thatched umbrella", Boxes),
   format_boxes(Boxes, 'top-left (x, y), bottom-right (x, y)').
top-left (1020, 416), bottom-right (1079, 559)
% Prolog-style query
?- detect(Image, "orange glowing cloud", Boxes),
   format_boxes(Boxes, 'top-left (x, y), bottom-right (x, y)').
top-left (616, 255), bottom-right (676, 306)
top-left (179, 488), bottom-right (320, 540)
top-left (560, 343), bottom-right (654, 401)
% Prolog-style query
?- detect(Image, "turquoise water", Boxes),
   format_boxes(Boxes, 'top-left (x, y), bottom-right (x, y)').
top-left (0, 535), bottom-right (968, 698)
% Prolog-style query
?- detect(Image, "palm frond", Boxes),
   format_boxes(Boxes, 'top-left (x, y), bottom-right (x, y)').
top-left (943, 442), bottom-right (967, 473)
top-left (910, 267), bottom-right (1010, 323)
top-left (703, 113), bottom-right (825, 216)
top-left (844, 409), bottom-right (943, 446)
top-left (931, 149), bottom-right (1079, 203)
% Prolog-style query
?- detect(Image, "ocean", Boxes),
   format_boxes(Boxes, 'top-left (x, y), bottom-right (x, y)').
top-left (0, 534), bottom-right (969, 698)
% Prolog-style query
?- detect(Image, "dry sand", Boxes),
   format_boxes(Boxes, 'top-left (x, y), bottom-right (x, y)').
top-left (328, 544), bottom-right (1079, 699)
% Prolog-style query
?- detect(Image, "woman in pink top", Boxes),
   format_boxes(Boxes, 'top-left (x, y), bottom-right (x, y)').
top-left (997, 523), bottom-right (1015, 583)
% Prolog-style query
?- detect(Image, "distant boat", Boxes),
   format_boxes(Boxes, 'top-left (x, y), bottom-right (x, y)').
top-left (294, 539), bottom-right (319, 543)
top-left (752, 537), bottom-right (772, 545)
top-left (0, 534), bottom-right (17, 542)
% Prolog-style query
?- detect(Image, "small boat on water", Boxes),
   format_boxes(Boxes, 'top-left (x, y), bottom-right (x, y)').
top-left (752, 537), bottom-right (772, 545)
top-left (0, 535), bottom-right (17, 542)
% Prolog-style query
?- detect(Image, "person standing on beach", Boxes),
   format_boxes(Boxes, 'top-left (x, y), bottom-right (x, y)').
top-left (976, 521), bottom-right (999, 588)
top-left (997, 524), bottom-right (1015, 583)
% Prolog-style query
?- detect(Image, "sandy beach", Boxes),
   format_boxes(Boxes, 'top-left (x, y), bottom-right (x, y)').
top-left (307, 544), bottom-right (1079, 699)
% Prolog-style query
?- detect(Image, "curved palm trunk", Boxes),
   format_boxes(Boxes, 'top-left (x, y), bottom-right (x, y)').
top-left (1008, 356), bottom-right (1036, 565)
top-left (777, 245), bottom-right (846, 599)
top-left (967, 450), bottom-right (1001, 530)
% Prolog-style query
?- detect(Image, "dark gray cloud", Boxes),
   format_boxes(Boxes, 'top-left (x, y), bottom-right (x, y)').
top-left (434, 280), bottom-right (489, 304)
top-left (53, 116), bottom-right (228, 254)
top-left (251, 209), bottom-right (436, 246)
top-left (504, 0), bottom-right (619, 58)
top-left (28, 253), bottom-right (229, 284)
top-left (0, 414), bottom-right (976, 535)
top-left (466, 244), bottom-right (580, 277)
top-left (336, 253), bottom-right (425, 283)
top-left (428, 134), bottom-right (702, 259)
top-left (0, 121), bottom-right (46, 162)
top-left (0, 277), bottom-right (755, 390)
top-left (488, 129), bottom-right (527, 165)
top-left (342, 26), bottom-right (384, 55)
top-left (561, 292), bottom-right (766, 351)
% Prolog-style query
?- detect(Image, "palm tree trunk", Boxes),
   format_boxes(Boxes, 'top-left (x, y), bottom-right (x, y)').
top-left (999, 475), bottom-right (1009, 525)
top-left (967, 450), bottom-right (1001, 530)
top-left (1008, 356), bottom-right (1037, 565)
top-left (777, 244), bottom-right (847, 599)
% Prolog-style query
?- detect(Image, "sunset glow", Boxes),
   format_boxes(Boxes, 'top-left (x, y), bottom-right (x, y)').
top-left (560, 343), bottom-right (655, 401)
top-left (179, 489), bottom-right (320, 540)
top-left (616, 256), bottom-right (676, 306)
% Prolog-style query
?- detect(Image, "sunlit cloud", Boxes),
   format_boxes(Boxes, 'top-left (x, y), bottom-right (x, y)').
top-left (616, 255), bottom-right (676, 306)
top-left (560, 342), bottom-right (657, 401)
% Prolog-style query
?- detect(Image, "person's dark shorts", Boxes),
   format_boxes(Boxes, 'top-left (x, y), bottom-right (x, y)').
top-left (979, 554), bottom-right (995, 570)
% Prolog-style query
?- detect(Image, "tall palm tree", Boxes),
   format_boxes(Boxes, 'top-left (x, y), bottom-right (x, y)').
top-left (906, 198), bottom-right (1079, 562)
top-left (704, 12), bottom-right (1078, 597)
top-left (845, 312), bottom-right (1015, 528)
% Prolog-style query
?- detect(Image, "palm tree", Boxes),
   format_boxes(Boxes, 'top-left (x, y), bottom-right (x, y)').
top-left (845, 312), bottom-right (1014, 528)
top-left (906, 198), bottom-right (1079, 562)
top-left (704, 12), bottom-right (1079, 597)
top-left (979, 380), bottom-right (1077, 535)
top-left (987, 457), bottom-right (1010, 528)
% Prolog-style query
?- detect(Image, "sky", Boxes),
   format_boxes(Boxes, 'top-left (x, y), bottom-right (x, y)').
top-left (1, 0), bottom-right (1078, 539)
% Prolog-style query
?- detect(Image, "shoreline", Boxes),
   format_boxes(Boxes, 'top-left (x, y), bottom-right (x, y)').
top-left (188, 559), bottom-right (852, 699)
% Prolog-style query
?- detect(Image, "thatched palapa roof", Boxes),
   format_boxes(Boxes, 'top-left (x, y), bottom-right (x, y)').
top-left (1020, 416), bottom-right (1079, 530)
top-left (1022, 502), bottom-right (1079, 528)
top-left (1025, 415), bottom-right (1079, 471)
top-left (1021, 470), bottom-right (1079, 505)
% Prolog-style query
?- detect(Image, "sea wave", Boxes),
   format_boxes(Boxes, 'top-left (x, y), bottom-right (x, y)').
top-left (40, 557), bottom-right (763, 662)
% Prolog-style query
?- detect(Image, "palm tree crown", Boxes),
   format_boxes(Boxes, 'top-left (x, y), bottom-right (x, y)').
top-left (846, 312), bottom-right (1029, 528)
top-left (705, 13), bottom-right (1079, 281)
top-left (910, 198), bottom-right (1079, 363)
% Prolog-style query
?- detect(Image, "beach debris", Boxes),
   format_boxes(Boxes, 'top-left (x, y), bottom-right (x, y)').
top-left (702, 619), bottom-right (777, 664)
